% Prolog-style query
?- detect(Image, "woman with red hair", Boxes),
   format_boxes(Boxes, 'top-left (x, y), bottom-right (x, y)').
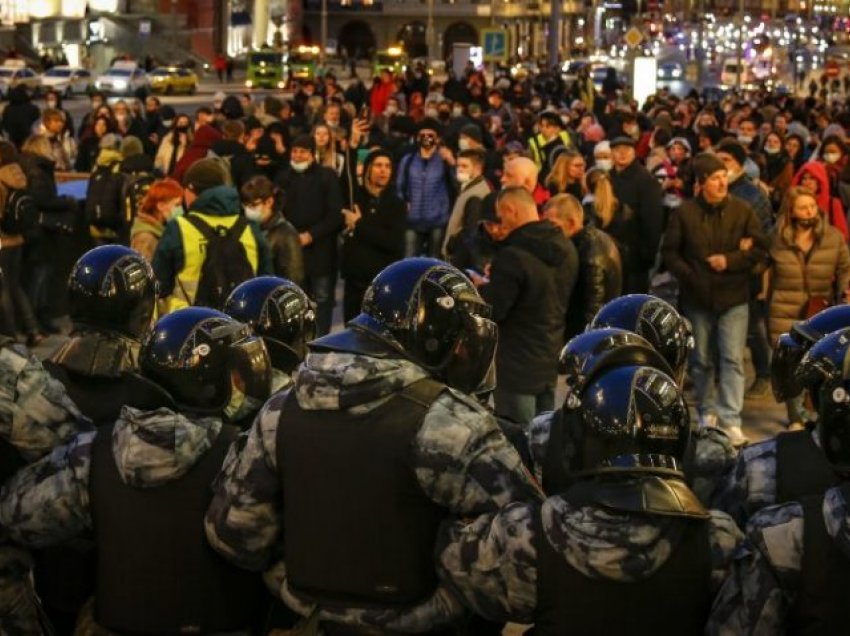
top-left (130, 178), bottom-right (183, 262)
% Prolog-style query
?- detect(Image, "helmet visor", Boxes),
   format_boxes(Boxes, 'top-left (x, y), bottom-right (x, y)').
top-left (444, 312), bottom-right (498, 394)
top-left (771, 333), bottom-right (805, 401)
top-left (227, 336), bottom-right (273, 415)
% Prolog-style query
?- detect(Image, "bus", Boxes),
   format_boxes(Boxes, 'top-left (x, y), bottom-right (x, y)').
top-left (246, 49), bottom-right (284, 89)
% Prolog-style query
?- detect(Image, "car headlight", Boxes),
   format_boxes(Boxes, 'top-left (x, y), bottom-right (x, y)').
top-left (672, 68), bottom-right (682, 78)
top-left (277, 80), bottom-right (285, 88)
top-left (113, 80), bottom-right (127, 90)
top-left (245, 80), bottom-right (253, 88)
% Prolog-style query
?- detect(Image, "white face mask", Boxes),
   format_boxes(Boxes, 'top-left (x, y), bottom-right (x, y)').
top-left (458, 138), bottom-right (472, 151)
top-left (738, 134), bottom-right (753, 145)
top-left (595, 159), bottom-right (613, 172)
top-left (452, 106), bottom-right (464, 118)
top-left (162, 119), bottom-right (174, 128)
top-left (244, 205), bottom-right (264, 222)
top-left (456, 169), bottom-right (471, 184)
top-left (823, 152), bottom-right (841, 164)
top-left (384, 104), bottom-right (398, 116)
top-left (425, 108), bottom-right (439, 119)
top-left (291, 160), bottom-right (311, 173)
top-left (170, 204), bottom-right (184, 219)
top-left (764, 146), bottom-right (781, 155)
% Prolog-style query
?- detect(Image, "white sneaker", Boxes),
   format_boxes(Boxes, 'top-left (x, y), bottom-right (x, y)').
top-left (723, 425), bottom-right (749, 448)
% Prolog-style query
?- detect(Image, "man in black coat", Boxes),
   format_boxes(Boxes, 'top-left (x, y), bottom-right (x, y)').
top-left (609, 136), bottom-right (664, 293)
top-left (543, 193), bottom-right (622, 340)
top-left (276, 135), bottom-right (344, 336)
top-left (2, 85), bottom-right (39, 149)
top-left (340, 149), bottom-right (406, 322)
top-left (469, 186), bottom-right (577, 427)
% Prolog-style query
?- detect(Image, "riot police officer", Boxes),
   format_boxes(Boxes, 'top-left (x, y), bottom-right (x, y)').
top-left (708, 328), bottom-right (850, 633)
top-left (0, 307), bottom-right (272, 634)
top-left (206, 258), bottom-right (542, 632)
top-left (44, 244), bottom-right (159, 425)
top-left (224, 276), bottom-right (316, 394)
top-left (713, 326), bottom-right (850, 527)
top-left (437, 354), bottom-right (742, 634)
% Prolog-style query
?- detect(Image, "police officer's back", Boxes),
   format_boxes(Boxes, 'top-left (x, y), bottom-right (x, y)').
top-left (0, 307), bottom-right (272, 635)
top-left (206, 258), bottom-right (542, 632)
top-left (45, 245), bottom-right (157, 426)
top-left (438, 357), bottom-right (743, 635)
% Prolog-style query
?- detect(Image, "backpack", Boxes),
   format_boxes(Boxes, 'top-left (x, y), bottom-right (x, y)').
top-left (1, 188), bottom-right (37, 234)
top-left (85, 163), bottom-right (126, 230)
top-left (121, 173), bottom-right (155, 227)
top-left (183, 215), bottom-right (254, 309)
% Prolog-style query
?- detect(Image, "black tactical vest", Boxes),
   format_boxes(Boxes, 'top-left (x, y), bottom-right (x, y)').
top-left (0, 435), bottom-right (24, 486)
top-left (534, 499), bottom-right (713, 636)
top-left (776, 429), bottom-right (840, 504)
top-left (89, 422), bottom-right (262, 634)
top-left (279, 378), bottom-right (446, 606)
top-left (790, 485), bottom-right (850, 635)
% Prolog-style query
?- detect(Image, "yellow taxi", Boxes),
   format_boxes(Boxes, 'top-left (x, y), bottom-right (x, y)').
top-left (148, 66), bottom-right (198, 94)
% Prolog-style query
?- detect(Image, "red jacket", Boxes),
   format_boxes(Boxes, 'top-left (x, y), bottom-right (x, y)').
top-left (369, 80), bottom-right (395, 117)
top-left (172, 125), bottom-right (223, 182)
top-left (792, 161), bottom-right (849, 242)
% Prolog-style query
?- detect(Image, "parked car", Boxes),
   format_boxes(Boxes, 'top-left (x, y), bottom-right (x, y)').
top-left (40, 66), bottom-right (95, 97)
top-left (95, 61), bottom-right (148, 95)
top-left (148, 66), bottom-right (198, 94)
top-left (0, 60), bottom-right (41, 99)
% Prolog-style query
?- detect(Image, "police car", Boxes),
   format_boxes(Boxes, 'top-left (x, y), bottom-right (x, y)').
top-left (40, 66), bottom-right (95, 97)
top-left (0, 60), bottom-right (41, 99)
top-left (95, 61), bottom-right (148, 95)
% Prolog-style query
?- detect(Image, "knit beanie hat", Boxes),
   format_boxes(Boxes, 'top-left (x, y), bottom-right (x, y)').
top-left (715, 139), bottom-right (747, 168)
top-left (120, 135), bottom-right (144, 158)
top-left (459, 124), bottom-right (483, 145)
top-left (183, 157), bottom-right (228, 193)
top-left (291, 134), bottom-right (315, 153)
top-left (692, 152), bottom-right (727, 184)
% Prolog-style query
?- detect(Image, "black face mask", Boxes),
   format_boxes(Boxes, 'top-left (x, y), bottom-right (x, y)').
top-left (419, 136), bottom-right (436, 150)
top-left (793, 217), bottom-right (818, 229)
top-left (175, 125), bottom-right (190, 133)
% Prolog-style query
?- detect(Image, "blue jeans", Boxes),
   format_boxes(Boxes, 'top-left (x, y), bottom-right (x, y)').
top-left (405, 228), bottom-right (445, 258)
top-left (684, 302), bottom-right (749, 429)
top-left (493, 386), bottom-right (555, 428)
top-left (304, 273), bottom-right (335, 337)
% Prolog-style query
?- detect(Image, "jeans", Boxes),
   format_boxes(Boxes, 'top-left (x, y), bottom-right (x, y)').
top-left (493, 386), bottom-right (555, 428)
top-left (747, 297), bottom-right (771, 378)
top-left (0, 246), bottom-right (38, 337)
top-left (303, 273), bottom-right (336, 337)
top-left (683, 302), bottom-right (749, 429)
top-left (405, 227), bottom-right (445, 258)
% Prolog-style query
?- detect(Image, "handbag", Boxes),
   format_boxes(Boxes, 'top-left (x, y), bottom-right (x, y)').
top-left (803, 295), bottom-right (830, 319)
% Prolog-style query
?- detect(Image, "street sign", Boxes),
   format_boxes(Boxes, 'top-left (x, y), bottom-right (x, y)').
top-left (624, 27), bottom-right (644, 49)
top-left (139, 20), bottom-right (151, 37)
top-left (481, 28), bottom-right (507, 62)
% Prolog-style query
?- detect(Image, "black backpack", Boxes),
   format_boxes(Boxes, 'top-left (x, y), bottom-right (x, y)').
top-left (122, 173), bottom-right (155, 226)
top-left (1, 189), bottom-right (38, 234)
top-left (85, 164), bottom-right (126, 230)
top-left (184, 215), bottom-right (254, 309)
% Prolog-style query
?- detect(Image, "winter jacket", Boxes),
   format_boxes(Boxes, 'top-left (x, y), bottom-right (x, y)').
top-left (565, 226), bottom-right (622, 339)
top-left (262, 212), bottom-right (305, 285)
top-left (0, 163), bottom-right (28, 248)
top-left (154, 132), bottom-right (188, 176)
top-left (397, 151), bottom-right (454, 231)
top-left (276, 162), bottom-right (344, 277)
top-left (480, 221), bottom-right (578, 394)
top-left (767, 215), bottom-right (850, 344)
top-left (662, 194), bottom-right (768, 313)
top-left (130, 211), bottom-right (164, 262)
top-left (442, 176), bottom-right (491, 259)
top-left (610, 159), bottom-right (664, 272)
top-left (172, 125), bottom-right (223, 182)
top-left (728, 171), bottom-right (773, 235)
top-left (763, 152), bottom-right (793, 208)
top-left (75, 133), bottom-right (105, 173)
top-left (369, 80), bottom-right (396, 116)
top-left (1, 86), bottom-right (39, 149)
top-left (792, 162), bottom-right (848, 241)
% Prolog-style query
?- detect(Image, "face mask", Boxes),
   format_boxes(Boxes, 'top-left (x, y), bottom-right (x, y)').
top-left (419, 136), bottom-right (436, 150)
top-left (452, 106), bottom-right (464, 118)
top-left (384, 104), bottom-right (398, 116)
top-left (438, 111), bottom-right (450, 121)
top-left (530, 99), bottom-right (542, 111)
top-left (456, 169), bottom-right (471, 184)
top-left (244, 206), bottom-right (264, 222)
top-left (738, 134), bottom-right (753, 145)
top-left (46, 100), bottom-right (57, 109)
top-left (175, 124), bottom-right (189, 133)
top-left (170, 204), bottom-right (184, 219)
top-left (764, 146), bottom-right (781, 155)
top-left (793, 217), bottom-right (818, 229)
top-left (823, 152), bottom-right (841, 164)
top-left (162, 119), bottom-right (173, 128)
top-left (291, 160), bottom-right (311, 173)
top-left (425, 108), bottom-right (439, 119)
top-left (595, 159), bottom-right (613, 171)
top-left (458, 138), bottom-right (471, 152)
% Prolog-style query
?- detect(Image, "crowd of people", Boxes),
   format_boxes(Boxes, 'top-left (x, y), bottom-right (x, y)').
top-left (0, 58), bottom-right (849, 633)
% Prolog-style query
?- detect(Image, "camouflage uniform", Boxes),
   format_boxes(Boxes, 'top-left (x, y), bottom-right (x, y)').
top-left (205, 351), bottom-right (544, 632)
top-left (437, 495), bottom-right (744, 624)
top-left (707, 485), bottom-right (850, 634)
top-left (528, 411), bottom-right (738, 504)
top-left (0, 341), bottom-right (91, 635)
top-left (711, 433), bottom-right (816, 528)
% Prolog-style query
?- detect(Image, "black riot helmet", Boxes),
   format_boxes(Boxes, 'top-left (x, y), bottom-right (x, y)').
top-left (558, 328), bottom-right (674, 407)
top-left (68, 245), bottom-right (157, 339)
top-left (588, 294), bottom-right (693, 385)
top-left (140, 307), bottom-right (272, 421)
top-left (772, 305), bottom-right (850, 401)
top-left (564, 364), bottom-right (692, 477)
top-left (223, 277), bottom-right (316, 375)
top-left (310, 258), bottom-right (497, 394)
top-left (794, 327), bottom-right (850, 472)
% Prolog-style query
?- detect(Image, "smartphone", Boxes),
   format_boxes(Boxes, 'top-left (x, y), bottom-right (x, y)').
top-left (359, 105), bottom-right (370, 121)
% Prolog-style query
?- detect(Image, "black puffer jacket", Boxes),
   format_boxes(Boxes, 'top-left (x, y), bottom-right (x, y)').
top-left (19, 152), bottom-right (74, 217)
top-left (565, 226), bottom-right (622, 339)
top-left (662, 194), bottom-right (768, 313)
top-left (481, 220), bottom-right (578, 394)
top-left (610, 159), bottom-right (664, 272)
top-left (2, 85), bottom-right (39, 148)
top-left (262, 212), bottom-right (305, 285)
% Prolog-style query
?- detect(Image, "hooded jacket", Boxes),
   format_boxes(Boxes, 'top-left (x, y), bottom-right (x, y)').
top-left (172, 125), bottom-right (223, 182)
top-left (205, 351), bottom-right (543, 632)
top-left (768, 213), bottom-right (850, 344)
top-left (1, 86), bottom-right (39, 149)
top-left (480, 220), bottom-right (578, 394)
top-left (792, 161), bottom-right (849, 241)
top-left (0, 163), bottom-right (27, 248)
top-left (130, 210), bottom-right (164, 262)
